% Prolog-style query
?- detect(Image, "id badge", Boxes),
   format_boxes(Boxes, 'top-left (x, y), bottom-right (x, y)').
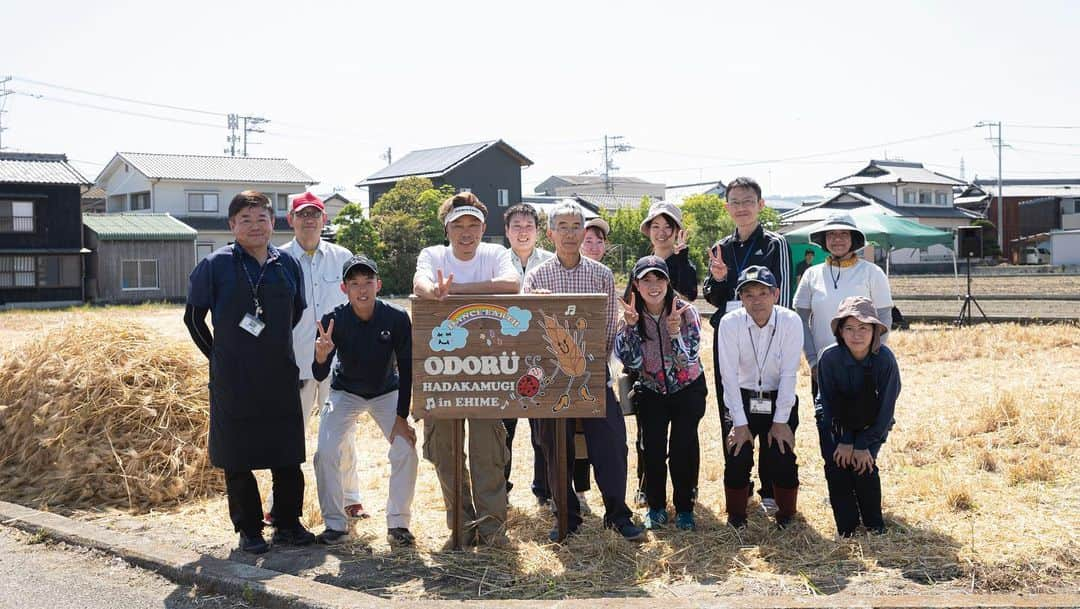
top-left (725, 300), bottom-right (742, 313)
top-left (239, 313), bottom-right (265, 337)
top-left (749, 397), bottom-right (772, 415)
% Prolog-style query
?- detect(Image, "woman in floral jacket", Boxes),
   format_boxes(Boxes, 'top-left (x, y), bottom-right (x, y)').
top-left (615, 255), bottom-right (707, 531)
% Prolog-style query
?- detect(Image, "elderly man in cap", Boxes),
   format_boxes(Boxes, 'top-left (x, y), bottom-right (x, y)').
top-left (816, 296), bottom-right (900, 537)
top-left (413, 192), bottom-right (520, 547)
top-left (311, 254), bottom-right (418, 546)
top-left (716, 265), bottom-right (803, 528)
top-left (273, 192), bottom-right (369, 522)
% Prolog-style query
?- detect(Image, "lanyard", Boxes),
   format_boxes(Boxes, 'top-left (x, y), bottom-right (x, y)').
top-left (747, 309), bottom-right (777, 390)
top-left (733, 232), bottom-right (759, 278)
top-left (828, 263), bottom-right (841, 290)
top-left (236, 246), bottom-right (272, 319)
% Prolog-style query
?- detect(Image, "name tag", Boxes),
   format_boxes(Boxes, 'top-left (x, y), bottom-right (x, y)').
top-left (749, 397), bottom-right (773, 415)
top-left (726, 300), bottom-right (742, 313)
top-left (239, 313), bottom-right (265, 337)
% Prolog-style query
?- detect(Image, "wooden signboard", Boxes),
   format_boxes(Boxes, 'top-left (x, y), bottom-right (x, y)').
top-left (411, 294), bottom-right (609, 420)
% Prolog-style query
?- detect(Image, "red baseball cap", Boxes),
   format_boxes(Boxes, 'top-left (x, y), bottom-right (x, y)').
top-left (290, 192), bottom-right (325, 214)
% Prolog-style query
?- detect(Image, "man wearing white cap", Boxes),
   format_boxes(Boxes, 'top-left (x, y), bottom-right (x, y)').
top-left (413, 192), bottom-right (520, 547)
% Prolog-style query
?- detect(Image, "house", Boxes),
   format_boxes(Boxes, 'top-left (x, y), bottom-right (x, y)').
top-left (520, 195), bottom-right (601, 222)
top-left (83, 213), bottom-right (197, 303)
top-left (534, 175), bottom-right (666, 200)
top-left (95, 152), bottom-right (316, 259)
top-left (0, 153), bottom-right (90, 308)
top-left (663, 180), bottom-right (726, 207)
top-left (780, 160), bottom-right (977, 270)
top-left (81, 186), bottom-right (107, 213)
top-left (961, 178), bottom-right (1080, 260)
top-left (358, 140), bottom-right (533, 240)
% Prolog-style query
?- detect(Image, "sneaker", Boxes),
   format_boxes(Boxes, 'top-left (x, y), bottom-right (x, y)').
top-left (642, 508), bottom-right (669, 530)
top-left (271, 525), bottom-right (316, 546)
top-left (760, 498), bottom-right (779, 516)
top-left (611, 521), bottom-right (646, 542)
top-left (535, 494), bottom-right (552, 508)
top-left (387, 527), bottom-right (416, 546)
top-left (675, 512), bottom-right (696, 531)
top-left (547, 524), bottom-right (580, 543)
top-left (238, 531), bottom-right (269, 554)
top-left (345, 503), bottom-right (370, 519)
top-left (633, 489), bottom-right (648, 508)
top-left (316, 528), bottom-right (349, 545)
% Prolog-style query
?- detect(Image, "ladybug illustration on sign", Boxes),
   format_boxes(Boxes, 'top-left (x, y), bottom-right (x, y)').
top-left (509, 363), bottom-right (546, 409)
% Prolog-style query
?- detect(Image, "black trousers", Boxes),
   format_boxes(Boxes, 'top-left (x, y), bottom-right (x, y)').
top-left (721, 390), bottom-right (799, 490)
top-left (224, 466), bottom-right (303, 536)
top-left (503, 418), bottom-right (551, 499)
top-left (817, 422), bottom-right (884, 535)
top-left (713, 332), bottom-right (776, 499)
top-left (637, 375), bottom-right (707, 513)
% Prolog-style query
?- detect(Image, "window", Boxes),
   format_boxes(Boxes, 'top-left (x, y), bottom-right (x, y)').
top-left (36, 256), bottom-right (81, 287)
top-left (918, 190), bottom-right (932, 205)
top-left (187, 192), bottom-right (220, 212)
top-left (121, 260), bottom-right (158, 290)
top-left (106, 195), bottom-right (125, 213)
top-left (0, 256), bottom-right (36, 287)
top-left (196, 242), bottom-right (215, 260)
top-left (936, 192), bottom-right (948, 206)
top-left (130, 191), bottom-right (151, 211)
top-left (902, 190), bottom-right (915, 205)
top-left (277, 194), bottom-right (289, 212)
top-left (0, 201), bottom-right (35, 232)
top-left (1063, 199), bottom-right (1078, 214)
top-left (458, 187), bottom-right (471, 193)
top-left (497, 189), bottom-right (510, 207)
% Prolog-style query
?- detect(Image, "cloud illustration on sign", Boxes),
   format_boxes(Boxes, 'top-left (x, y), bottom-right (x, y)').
top-left (430, 321), bottom-right (468, 352)
top-left (500, 306), bottom-right (532, 337)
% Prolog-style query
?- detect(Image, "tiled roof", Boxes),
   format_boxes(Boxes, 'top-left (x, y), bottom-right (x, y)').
top-left (83, 213), bottom-right (197, 241)
top-left (108, 152), bottom-right (315, 184)
top-left (0, 153), bottom-right (91, 185)
top-left (781, 190), bottom-right (980, 224)
top-left (826, 160), bottom-right (966, 189)
top-left (360, 140), bottom-right (533, 185)
top-left (664, 180), bottom-right (727, 206)
top-left (573, 193), bottom-right (651, 211)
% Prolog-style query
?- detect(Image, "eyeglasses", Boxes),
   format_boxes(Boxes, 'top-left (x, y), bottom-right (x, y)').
top-left (727, 199), bottom-right (759, 208)
top-left (294, 209), bottom-right (323, 219)
top-left (552, 225), bottom-right (583, 234)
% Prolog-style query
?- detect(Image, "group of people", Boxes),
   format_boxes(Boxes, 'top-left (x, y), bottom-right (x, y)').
top-left (184, 177), bottom-right (901, 555)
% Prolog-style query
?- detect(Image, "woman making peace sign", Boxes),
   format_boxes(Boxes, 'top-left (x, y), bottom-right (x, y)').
top-left (615, 256), bottom-right (708, 531)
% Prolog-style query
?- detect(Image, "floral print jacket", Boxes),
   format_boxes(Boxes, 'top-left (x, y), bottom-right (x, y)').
top-left (615, 298), bottom-right (704, 395)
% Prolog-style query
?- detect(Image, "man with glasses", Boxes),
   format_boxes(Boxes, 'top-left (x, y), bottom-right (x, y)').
top-left (501, 204), bottom-right (555, 505)
top-left (703, 177), bottom-right (791, 516)
top-left (271, 193), bottom-right (369, 523)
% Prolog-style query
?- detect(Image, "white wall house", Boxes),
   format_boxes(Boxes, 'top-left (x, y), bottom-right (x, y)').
top-left (95, 153), bottom-right (316, 260)
top-left (780, 160), bottom-right (979, 267)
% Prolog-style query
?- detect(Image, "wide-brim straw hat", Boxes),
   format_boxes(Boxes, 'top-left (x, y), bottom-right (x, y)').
top-left (809, 212), bottom-right (866, 252)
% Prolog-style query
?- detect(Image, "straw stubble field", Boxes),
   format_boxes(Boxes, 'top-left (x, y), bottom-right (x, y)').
top-left (0, 304), bottom-right (1077, 601)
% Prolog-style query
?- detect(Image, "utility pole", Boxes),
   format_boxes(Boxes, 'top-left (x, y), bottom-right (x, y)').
top-left (0, 76), bottom-right (12, 151)
top-left (241, 116), bottom-right (269, 157)
top-left (602, 135), bottom-right (632, 194)
top-left (381, 147), bottom-right (392, 166)
top-left (976, 121), bottom-right (1005, 257)
top-left (224, 114), bottom-right (240, 156)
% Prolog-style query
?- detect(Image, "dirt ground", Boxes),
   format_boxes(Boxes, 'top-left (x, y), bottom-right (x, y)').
top-left (1, 304), bottom-right (1078, 601)
top-left (888, 273), bottom-right (1080, 297)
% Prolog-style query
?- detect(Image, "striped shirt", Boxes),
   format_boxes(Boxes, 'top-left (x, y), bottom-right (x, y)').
top-left (523, 254), bottom-right (619, 356)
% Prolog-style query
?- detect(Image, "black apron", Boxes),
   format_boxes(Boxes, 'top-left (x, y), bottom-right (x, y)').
top-left (207, 249), bottom-right (305, 470)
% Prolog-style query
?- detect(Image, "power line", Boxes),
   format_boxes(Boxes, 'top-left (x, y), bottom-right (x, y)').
top-left (11, 90), bottom-right (225, 129)
top-left (1009, 124), bottom-right (1080, 129)
top-left (12, 76), bottom-right (227, 117)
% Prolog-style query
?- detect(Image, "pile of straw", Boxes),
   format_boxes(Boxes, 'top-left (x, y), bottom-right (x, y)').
top-left (0, 318), bottom-right (221, 511)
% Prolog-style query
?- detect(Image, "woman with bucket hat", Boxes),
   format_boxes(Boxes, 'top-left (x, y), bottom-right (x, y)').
top-left (815, 296), bottom-right (900, 536)
top-left (793, 212), bottom-right (893, 396)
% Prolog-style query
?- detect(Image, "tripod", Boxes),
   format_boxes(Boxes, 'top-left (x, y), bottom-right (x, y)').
top-left (954, 253), bottom-right (988, 326)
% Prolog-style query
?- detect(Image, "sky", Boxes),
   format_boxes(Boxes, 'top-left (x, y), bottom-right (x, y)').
top-left (2, 0), bottom-right (1078, 202)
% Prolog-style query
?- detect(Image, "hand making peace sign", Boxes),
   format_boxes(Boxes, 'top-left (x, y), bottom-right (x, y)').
top-left (618, 292), bottom-right (639, 326)
top-left (708, 246), bottom-right (728, 281)
top-left (666, 301), bottom-right (692, 335)
top-left (673, 228), bottom-right (691, 254)
top-left (433, 269), bottom-right (455, 301)
top-left (314, 318), bottom-right (335, 364)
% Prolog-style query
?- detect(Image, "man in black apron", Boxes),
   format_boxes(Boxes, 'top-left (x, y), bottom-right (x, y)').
top-left (184, 191), bottom-right (313, 554)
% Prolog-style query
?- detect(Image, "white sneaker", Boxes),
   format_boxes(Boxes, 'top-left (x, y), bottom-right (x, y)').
top-left (761, 498), bottom-right (779, 515)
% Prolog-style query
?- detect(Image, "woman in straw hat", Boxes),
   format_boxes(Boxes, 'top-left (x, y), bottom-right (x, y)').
top-left (815, 296), bottom-right (901, 537)
top-left (793, 212), bottom-right (894, 397)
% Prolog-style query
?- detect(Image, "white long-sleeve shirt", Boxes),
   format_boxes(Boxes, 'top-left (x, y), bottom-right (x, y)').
top-left (716, 305), bottom-right (803, 427)
top-left (279, 238), bottom-right (354, 380)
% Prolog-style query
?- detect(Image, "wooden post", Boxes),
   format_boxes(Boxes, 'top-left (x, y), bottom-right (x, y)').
top-left (451, 418), bottom-right (464, 550)
top-left (554, 418), bottom-right (569, 541)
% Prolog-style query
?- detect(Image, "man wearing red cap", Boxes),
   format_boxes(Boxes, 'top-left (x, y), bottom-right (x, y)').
top-left (271, 192), bottom-right (369, 521)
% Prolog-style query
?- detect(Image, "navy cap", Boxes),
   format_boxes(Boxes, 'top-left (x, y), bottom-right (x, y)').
top-left (342, 254), bottom-right (378, 280)
top-left (736, 265), bottom-right (777, 293)
top-left (632, 255), bottom-right (670, 280)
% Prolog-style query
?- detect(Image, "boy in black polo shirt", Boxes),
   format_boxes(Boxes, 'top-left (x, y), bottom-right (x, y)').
top-left (312, 255), bottom-right (418, 546)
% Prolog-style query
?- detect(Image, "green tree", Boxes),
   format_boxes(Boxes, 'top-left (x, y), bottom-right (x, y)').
top-left (332, 202), bottom-right (381, 260)
top-left (366, 177), bottom-right (456, 294)
top-left (676, 194), bottom-right (783, 271)
top-left (605, 196), bottom-right (652, 275)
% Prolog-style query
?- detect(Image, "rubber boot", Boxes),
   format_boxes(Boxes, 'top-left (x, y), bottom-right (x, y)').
top-left (773, 484), bottom-right (799, 528)
top-left (724, 486), bottom-right (750, 528)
